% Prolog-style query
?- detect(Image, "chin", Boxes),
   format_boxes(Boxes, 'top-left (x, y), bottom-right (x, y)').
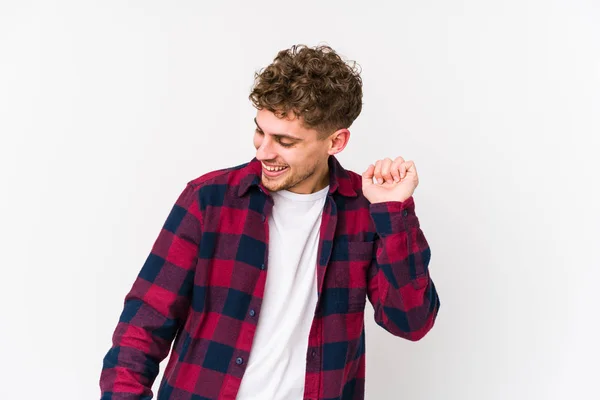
top-left (261, 176), bottom-right (281, 192)
top-left (261, 176), bottom-right (292, 192)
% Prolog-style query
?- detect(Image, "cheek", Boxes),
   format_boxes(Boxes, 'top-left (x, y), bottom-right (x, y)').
top-left (299, 146), bottom-right (322, 165)
top-left (281, 149), bottom-right (300, 166)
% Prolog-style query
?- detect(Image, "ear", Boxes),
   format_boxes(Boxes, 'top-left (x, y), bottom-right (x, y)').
top-left (327, 129), bottom-right (350, 155)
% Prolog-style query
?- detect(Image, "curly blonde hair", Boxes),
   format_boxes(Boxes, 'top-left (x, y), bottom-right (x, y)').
top-left (249, 44), bottom-right (363, 137)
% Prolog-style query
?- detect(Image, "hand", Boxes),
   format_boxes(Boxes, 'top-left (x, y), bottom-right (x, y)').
top-left (361, 156), bottom-right (419, 204)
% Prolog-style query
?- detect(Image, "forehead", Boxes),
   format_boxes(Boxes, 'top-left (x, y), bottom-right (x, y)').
top-left (255, 109), bottom-right (316, 139)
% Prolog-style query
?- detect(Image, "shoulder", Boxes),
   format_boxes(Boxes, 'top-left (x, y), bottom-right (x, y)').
top-left (337, 165), bottom-right (367, 200)
top-left (182, 160), bottom-right (257, 208)
top-left (187, 161), bottom-right (251, 189)
top-left (345, 169), bottom-right (365, 191)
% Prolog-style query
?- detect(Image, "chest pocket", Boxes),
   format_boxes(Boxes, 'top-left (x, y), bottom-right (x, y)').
top-left (327, 239), bottom-right (375, 312)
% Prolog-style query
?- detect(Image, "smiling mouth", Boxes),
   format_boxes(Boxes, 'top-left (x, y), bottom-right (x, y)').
top-left (262, 163), bottom-right (289, 177)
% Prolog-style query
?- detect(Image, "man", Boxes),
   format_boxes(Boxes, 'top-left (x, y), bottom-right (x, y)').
top-left (100, 44), bottom-right (440, 400)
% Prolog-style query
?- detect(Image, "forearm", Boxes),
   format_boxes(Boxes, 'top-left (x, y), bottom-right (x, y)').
top-left (100, 183), bottom-right (201, 397)
top-left (368, 197), bottom-right (440, 340)
top-left (100, 294), bottom-right (180, 398)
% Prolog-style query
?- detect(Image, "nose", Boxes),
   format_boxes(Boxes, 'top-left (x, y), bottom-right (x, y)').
top-left (255, 135), bottom-right (277, 161)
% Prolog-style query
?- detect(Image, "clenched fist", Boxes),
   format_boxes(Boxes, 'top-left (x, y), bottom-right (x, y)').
top-left (361, 156), bottom-right (419, 204)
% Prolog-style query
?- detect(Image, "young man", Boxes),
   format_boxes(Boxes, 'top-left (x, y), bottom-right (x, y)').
top-left (100, 44), bottom-right (440, 400)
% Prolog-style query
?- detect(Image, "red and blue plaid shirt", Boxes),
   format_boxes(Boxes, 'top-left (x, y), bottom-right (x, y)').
top-left (100, 155), bottom-right (440, 400)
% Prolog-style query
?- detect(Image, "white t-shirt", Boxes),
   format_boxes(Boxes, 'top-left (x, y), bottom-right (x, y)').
top-left (236, 185), bottom-right (329, 400)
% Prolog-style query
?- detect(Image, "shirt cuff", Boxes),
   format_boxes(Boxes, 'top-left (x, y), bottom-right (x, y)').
top-left (369, 196), bottom-right (419, 236)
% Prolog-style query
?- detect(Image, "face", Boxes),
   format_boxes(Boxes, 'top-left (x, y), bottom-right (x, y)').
top-left (253, 109), bottom-right (349, 194)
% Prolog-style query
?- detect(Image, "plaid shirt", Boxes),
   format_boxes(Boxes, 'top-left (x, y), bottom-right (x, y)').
top-left (100, 155), bottom-right (440, 400)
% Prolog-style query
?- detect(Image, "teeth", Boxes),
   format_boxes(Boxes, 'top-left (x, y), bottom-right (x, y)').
top-left (264, 164), bottom-right (287, 172)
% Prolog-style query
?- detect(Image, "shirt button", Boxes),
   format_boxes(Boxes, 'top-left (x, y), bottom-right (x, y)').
top-left (260, 263), bottom-right (265, 270)
top-left (261, 215), bottom-right (266, 222)
top-left (311, 350), bottom-right (317, 358)
top-left (236, 357), bottom-right (244, 365)
top-left (249, 309), bottom-right (256, 317)
top-left (402, 209), bottom-right (409, 217)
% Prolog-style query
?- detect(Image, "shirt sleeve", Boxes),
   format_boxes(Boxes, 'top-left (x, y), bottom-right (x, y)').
top-left (366, 196), bottom-right (440, 341)
top-left (99, 183), bottom-right (203, 399)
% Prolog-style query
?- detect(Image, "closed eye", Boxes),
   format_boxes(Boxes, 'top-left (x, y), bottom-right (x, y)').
top-left (255, 128), bottom-right (296, 147)
top-left (278, 140), bottom-right (294, 148)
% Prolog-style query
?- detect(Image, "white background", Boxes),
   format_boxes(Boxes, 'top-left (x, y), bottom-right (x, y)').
top-left (1, 1), bottom-right (599, 399)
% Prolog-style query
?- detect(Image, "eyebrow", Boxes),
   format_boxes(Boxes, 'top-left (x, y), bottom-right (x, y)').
top-left (254, 118), bottom-right (303, 141)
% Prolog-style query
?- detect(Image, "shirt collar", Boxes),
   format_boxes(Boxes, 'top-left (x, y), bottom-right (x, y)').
top-left (237, 155), bottom-right (358, 198)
